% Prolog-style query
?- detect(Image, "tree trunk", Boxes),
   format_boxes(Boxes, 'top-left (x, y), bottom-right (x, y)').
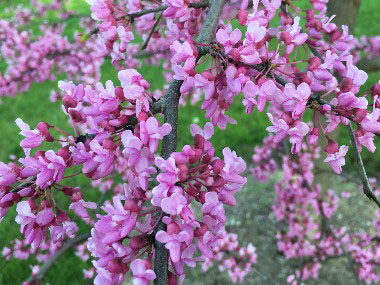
top-left (327, 0), bottom-right (361, 33)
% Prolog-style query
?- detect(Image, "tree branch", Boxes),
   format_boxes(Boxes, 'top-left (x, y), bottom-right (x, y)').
top-left (26, 232), bottom-right (91, 283)
top-left (153, 1), bottom-right (225, 284)
top-left (348, 122), bottom-right (380, 208)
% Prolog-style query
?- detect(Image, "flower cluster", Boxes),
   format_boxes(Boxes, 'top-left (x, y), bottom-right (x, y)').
top-left (202, 232), bottom-right (257, 283)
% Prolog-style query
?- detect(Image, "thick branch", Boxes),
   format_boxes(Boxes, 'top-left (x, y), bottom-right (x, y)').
top-left (348, 122), bottom-right (380, 208)
top-left (153, 1), bottom-right (225, 284)
top-left (26, 232), bottom-right (91, 283)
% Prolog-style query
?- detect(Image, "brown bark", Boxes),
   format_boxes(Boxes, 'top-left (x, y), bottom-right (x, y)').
top-left (327, 0), bottom-right (361, 33)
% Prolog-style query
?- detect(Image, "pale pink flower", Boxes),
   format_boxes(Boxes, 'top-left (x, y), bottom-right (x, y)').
top-left (324, 145), bottom-right (348, 174)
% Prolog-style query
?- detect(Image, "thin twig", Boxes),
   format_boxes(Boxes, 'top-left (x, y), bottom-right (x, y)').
top-left (348, 122), bottom-right (380, 208)
top-left (26, 232), bottom-right (91, 283)
top-left (140, 12), bottom-right (163, 51)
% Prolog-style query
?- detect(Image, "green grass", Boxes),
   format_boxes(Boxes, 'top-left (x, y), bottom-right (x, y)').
top-left (0, 0), bottom-right (379, 284)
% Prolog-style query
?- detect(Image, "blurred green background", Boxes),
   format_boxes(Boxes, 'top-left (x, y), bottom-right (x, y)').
top-left (0, 0), bottom-right (379, 284)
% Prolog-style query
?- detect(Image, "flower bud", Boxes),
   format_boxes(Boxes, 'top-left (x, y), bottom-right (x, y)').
top-left (58, 147), bottom-right (71, 161)
top-left (340, 78), bottom-right (353, 93)
top-left (56, 209), bottom-right (69, 223)
top-left (124, 199), bottom-right (140, 212)
top-left (238, 9), bottom-right (248, 25)
top-left (211, 159), bottom-right (225, 174)
top-left (129, 236), bottom-right (146, 249)
top-left (62, 95), bottom-right (77, 109)
top-left (307, 56), bottom-right (322, 71)
top-left (177, 164), bottom-right (189, 182)
top-left (107, 259), bottom-right (127, 274)
top-left (193, 134), bottom-right (205, 150)
top-left (115, 86), bottom-right (125, 101)
top-left (194, 222), bottom-right (208, 237)
top-left (69, 109), bottom-right (82, 123)
top-left (280, 31), bottom-right (292, 45)
top-left (325, 138), bottom-right (339, 154)
top-left (353, 108), bottom-right (367, 123)
top-left (167, 222), bottom-right (180, 235)
top-left (168, 271), bottom-right (178, 285)
top-left (189, 149), bottom-right (203, 164)
top-left (103, 139), bottom-right (117, 151)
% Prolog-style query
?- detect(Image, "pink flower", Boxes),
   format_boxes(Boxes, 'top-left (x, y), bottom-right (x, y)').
top-left (0, 162), bottom-right (18, 186)
top-left (266, 113), bottom-right (289, 142)
top-left (163, 0), bottom-right (188, 18)
top-left (15, 201), bottom-right (36, 226)
top-left (202, 192), bottom-right (225, 223)
top-left (155, 229), bottom-right (192, 263)
top-left (69, 199), bottom-right (97, 223)
top-left (242, 80), bottom-right (277, 113)
top-left (161, 193), bottom-right (195, 223)
top-left (94, 196), bottom-right (138, 244)
top-left (140, 117), bottom-right (172, 153)
top-left (324, 145), bottom-right (348, 174)
top-left (130, 259), bottom-right (156, 285)
top-left (274, 83), bottom-right (311, 119)
top-left (361, 108), bottom-right (380, 133)
top-left (216, 25), bottom-right (242, 54)
top-left (288, 122), bottom-right (310, 154)
top-left (15, 118), bottom-right (43, 149)
top-left (244, 21), bottom-right (266, 44)
top-left (190, 122), bottom-right (214, 140)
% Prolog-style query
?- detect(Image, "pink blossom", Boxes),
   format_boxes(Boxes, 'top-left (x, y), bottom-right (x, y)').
top-left (216, 25), bottom-right (241, 54)
top-left (288, 122), bottom-right (310, 154)
top-left (274, 83), bottom-right (311, 119)
top-left (15, 118), bottom-right (43, 149)
top-left (266, 113), bottom-right (289, 142)
top-left (140, 117), bottom-right (172, 153)
top-left (130, 259), bottom-right (156, 285)
top-left (324, 145), bottom-right (348, 174)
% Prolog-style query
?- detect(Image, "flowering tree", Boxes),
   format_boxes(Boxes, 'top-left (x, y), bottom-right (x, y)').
top-left (0, 0), bottom-right (380, 284)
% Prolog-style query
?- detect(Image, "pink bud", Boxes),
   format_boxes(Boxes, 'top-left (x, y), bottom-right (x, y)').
top-left (56, 210), bottom-right (69, 223)
top-left (194, 222), bottom-right (208, 237)
top-left (211, 159), bottom-right (224, 174)
top-left (325, 138), bottom-right (339, 154)
top-left (143, 259), bottom-right (152, 270)
top-left (202, 154), bottom-right (212, 164)
top-left (69, 109), bottom-right (82, 123)
top-left (177, 164), bottom-right (189, 182)
top-left (138, 112), bottom-right (148, 122)
top-left (230, 48), bottom-right (240, 62)
top-left (103, 139), bottom-right (117, 151)
top-left (168, 271), bottom-right (178, 285)
top-left (189, 149), bottom-right (203, 164)
top-left (62, 95), bottom-right (77, 109)
top-left (167, 222), bottom-right (180, 235)
top-left (201, 71), bottom-right (215, 81)
top-left (58, 147), bottom-right (71, 161)
top-left (124, 199), bottom-right (140, 212)
top-left (281, 113), bottom-right (293, 125)
top-left (194, 134), bottom-right (205, 150)
top-left (280, 31), bottom-right (292, 45)
top-left (133, 187), bottom-right (145, 199)
top-left (115, 86), bottom-right (125, 101)
top-left (353, 108), bottom-right (367, 123)
top-left (307, 56), bottom-right (322, 71)
top-left (129, 236), bottom-right (146, 249)
top-left (71, 191), bottom-right (83, 202)
top-left (107, 259), bottom-right (127, 274)
top-left (238, 9), bottom-right (248, 25)
top-left (330, 30), bottom-right (341, 42)
top-left (213, 176), bottom-right (226, 187)
top-left (340, 78), bottom-right (353, 93)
